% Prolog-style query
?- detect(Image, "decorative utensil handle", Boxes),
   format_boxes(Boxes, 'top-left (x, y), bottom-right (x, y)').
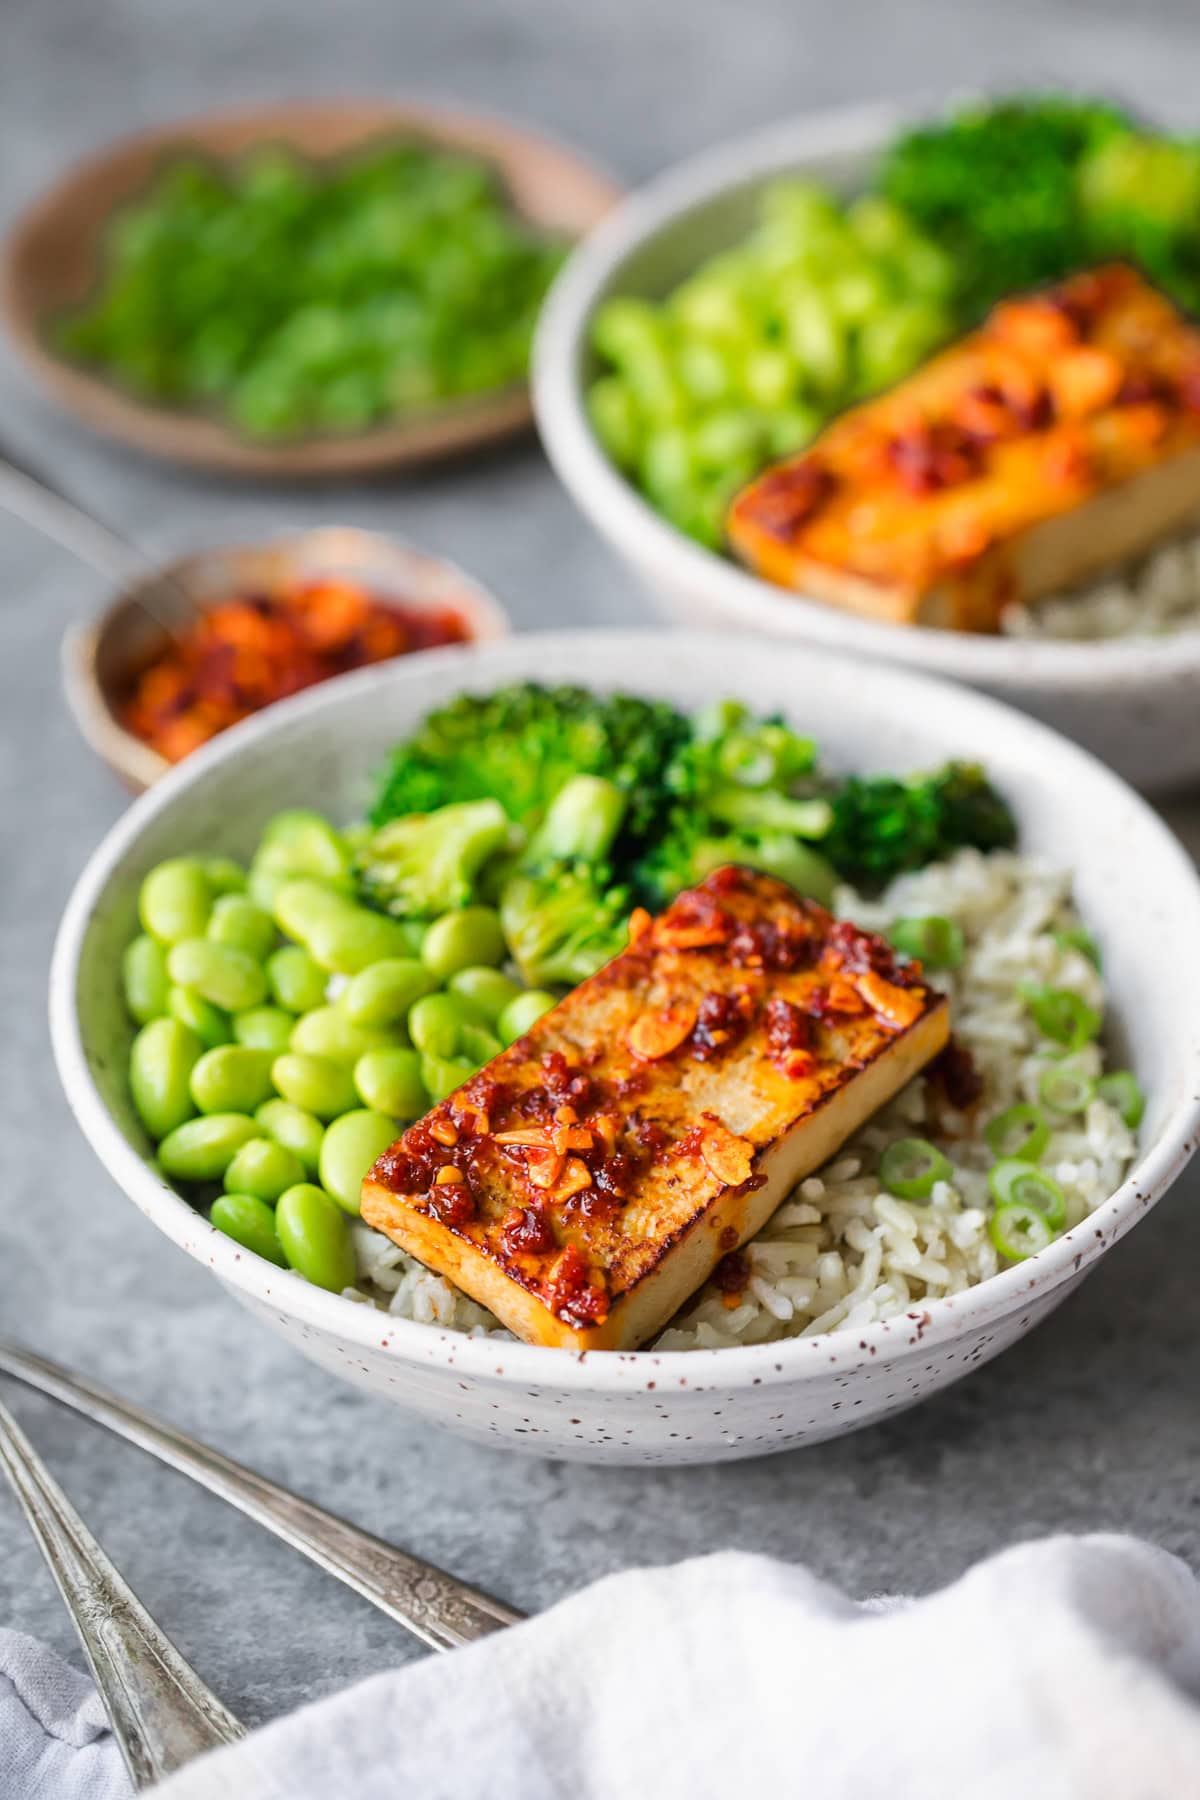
top-left (0, 449), bottom-right (147, 584)
top-left (0, 1396), bottom-right (244, 1789)
top-left (0, 1343), bottom-right (521, 1651)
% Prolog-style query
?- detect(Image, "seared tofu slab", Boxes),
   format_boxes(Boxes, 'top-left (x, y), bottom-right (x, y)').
top-left (728, 265), bottom-right (1200, 631)
top-left (363, 868), bottom-right (949, 1350)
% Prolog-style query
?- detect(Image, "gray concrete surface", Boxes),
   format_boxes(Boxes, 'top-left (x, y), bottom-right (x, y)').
top-left (3, 0), bottom-right (1200, 1734)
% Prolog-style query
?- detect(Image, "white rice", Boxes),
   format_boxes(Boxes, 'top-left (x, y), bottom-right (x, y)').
top-left (1001, 526), bottom-right (1200, 640)
top-left (348, 848), bottom-right (1137, 1349)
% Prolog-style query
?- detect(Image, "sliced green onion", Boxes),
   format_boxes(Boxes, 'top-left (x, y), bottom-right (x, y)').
top-left (984, 1103), bottom-right (1050, 1162)
top-left (1037, 1063), bottom-right (1096, 1118)
top-left (1096, 1070), bottom-right (1145, 1129)
top-left (1018, 983), bottom-right (1101, 1052)
top-left (878, 1136), bottom-right (953, 1201)
top-left (1053, 926), bottom-right (1101, 969)
top-left (889, 915), bottom-right (965, 970)
top-left (989, 1200), bottom-right (1055, 1262)
top-left (987, 1159), bottom-right (1066, 1229)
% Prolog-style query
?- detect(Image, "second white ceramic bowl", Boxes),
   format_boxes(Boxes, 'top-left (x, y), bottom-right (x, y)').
top-left (51, 631), bottom-right (1200, 1464)
top-left (534, 99), bottom-right (1200, 792)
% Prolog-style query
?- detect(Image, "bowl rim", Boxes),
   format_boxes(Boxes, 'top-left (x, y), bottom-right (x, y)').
top-left (532, 96), bottom-right (1200, 691)
top-left (59, 523), bottom-right (514, 791)
top-left (50, 627), bottom-right (1200, 1393)
top-left (2, 95), bottom-right (623, 478)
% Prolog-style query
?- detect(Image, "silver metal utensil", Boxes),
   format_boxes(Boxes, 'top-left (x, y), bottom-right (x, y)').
top-left (0, 1394), bottom-right (244, 1789)
top-left (0, 1342), bottom-right (522, 1651)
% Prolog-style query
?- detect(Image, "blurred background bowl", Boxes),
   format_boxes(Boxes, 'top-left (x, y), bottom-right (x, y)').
top-left (533, 98), bottom-right (1200, 794)
top-left (62, 524), bottom-right (511, 790)
top-left (3, 97), bottom-right (621, 477)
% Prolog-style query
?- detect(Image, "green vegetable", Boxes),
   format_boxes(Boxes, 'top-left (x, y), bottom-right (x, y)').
top-left (353, 1047), bottom-right (428, 1119)
top-left (130, 1019), bottom-right (202, 1141)
top-left (1078, 130), bottom-right (1200, 315)
top-left (190, 1045), bottom-right (276, 1116)
top-left (447, 966), bottom-right (523, 1024)
top-left (158, 1113), bottom-right (260, 1182)
top-left (888, 915), bottom-right (964, 970)
top-left (989, 1200), bottom-right (1055, 1261)
top-left (271, 1052), bottom-right (359, 1120)
top-left (1037, 1063), bottom-right (1096, 1117)
top-left (988, 1159), bottom-right (1066, 1229)
top-left (289, 1005), bottom-right (402, 1068)
top-left (232, 1006), bottom-right (296, 1055)
top-left (421, 905), bottom-right (507, 979)
top-left (319, 1110), bottom-right (398, 1214)
top-left (368, 682), bottom-right (688, 845)
top-left (166, 986), bottom-right (233, 1048)
top-left (223, 1138), bottom-right (306, 1204)
top-left (408, 992), bottom-right (475, 1060)
top-left (56, 141), bottom-right (563, 440)
top-left (1019, 984), bottom-right (1101, 1052)
top-left (879, 95), bottom-right (1130, 317)
top-left (1096, 1070), bottom-right (1145, 1129)
top-left (1053, 926), bottom-right (1101, 969)
top-left (355, 800), bottom-right (510, 920)
top-left (420, 1053), bottom-right (476, 1103)
top-left (341, 958), bottom-right (438, 1026)
top-left (498, 774), bottom-right (633, 987)
top-left (984, 1103), bottom-right (1050, 1162)
top-left (275, 1184), bottom-right (356, 1291)
top-left (139, 858), bottom-right (213, 944)
top-left (207, 894), bottom-right (276, 960)
top-left (878, 1136), bottom-right (953, 1201)
top-left (203, 857), bottom-right (247, 896)
top-left (255, 1098), bottom-right (325, 1175)
top-left (122, 935), bottom-right (170, 1024)
top-left (823, 762), bottom-right (1017, 890)
top-left (497, 990), bottom-right (557, 1045)
top-left (266, 944), bottom-right (328, 1014)
top-left (210, 1193), bottom-right (287, 1267)
top-left (166, 939), bottom-right (267, 1013)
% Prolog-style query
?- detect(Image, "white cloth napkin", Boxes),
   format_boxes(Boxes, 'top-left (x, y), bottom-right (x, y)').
top-left (11, 1535), bottom-right (1200, 1799)
top-left (147, 1534), bottom-right (1200, 1800)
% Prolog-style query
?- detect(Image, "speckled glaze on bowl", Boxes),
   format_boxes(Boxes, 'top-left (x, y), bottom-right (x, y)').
top-left (533, 98), bottom-right (1200, 793)
top-left (51, 631), bottom-right (1200, 1464)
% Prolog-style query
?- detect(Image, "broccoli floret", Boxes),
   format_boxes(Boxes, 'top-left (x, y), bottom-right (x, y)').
top-left (499, 774), bottom-right (632, 987)
top-left (369, 681), bottom-right (689, 845)
top-left (880, 95), bottom-right (1131, 317)
top-left (1078, 130), bottom-right (1200, 311)
top-left (823, 761), bottom-right (1016, 890)
top-left (635, 701), bottom-right (835, 907)
top-left (355, 798), bottom-right (511, 917)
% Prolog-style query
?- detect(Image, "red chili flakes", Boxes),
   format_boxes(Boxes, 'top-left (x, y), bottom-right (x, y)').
top-left (501, 1206), bottom-right (555, 1257)
top-left (544, 1245), bottom-right (609, 1326)
top-left (740, 458), bottom-right (835, 543)
top-left (426, 1183), bottom-right (475, 1228)
top-left (764, 997), bottom-right (816, 1079)
top-left (690, 988), bottom-right (754, 1062)
top-left (727, 917), bottom-right (818, 973)
top-left (928, 1037), bottom-right (984, 1110)
top-left (713, 1250), bottom-right (750, 1300)
top-left (886, 420), bottom-right (983, 496)
top-left (655, 890), bottom-right (734, 951)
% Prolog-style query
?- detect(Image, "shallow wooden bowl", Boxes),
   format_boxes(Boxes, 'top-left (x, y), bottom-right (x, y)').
top-left (3, 99), bottom-right (621, 477)
top-left (62, 525), bottom-right (511, 789)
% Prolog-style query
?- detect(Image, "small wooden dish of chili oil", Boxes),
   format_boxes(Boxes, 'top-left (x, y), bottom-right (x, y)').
top-left (62, 526), bottom-right (509, 789)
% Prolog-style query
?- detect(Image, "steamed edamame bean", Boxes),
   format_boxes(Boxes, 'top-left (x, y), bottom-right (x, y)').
top-left (460, 1021), bottom-right (503, 1067)
top-left (158, 1112), bottom-right (259, 1181)
top-left (306, 908), bottom-right (416, 975)
top-left (207, 894), bottom-right (276, 960)
top-left (420, 906), bottom-right (506, 980)
top-left (271, 1052), bottom-right (358, 1120)
top-left (271, 879), bottom-right (352, 942)
top-left (123, 935), bottom-right (169, 1025)
top-left (420, 1052), bottom-right (475, 1104)
top-left (257, 810), bottom-right (353, 887)
top-left (166, 939), bottom-right (267, 1012)
top-left (202, 857), bottom-right (247, 896)
top-left (210, 1192), bottom-right (287, 1267)
top-left (498, 990), bottom-right (557, 1045)
top-left (319, 1110), bottom-right (397, 1213)
top-left (232, 1006), bottom-right (296, 1055)
top-left (341, 958), bottom-right (437, 1027)
top-left (275, 1184), bottom-right (357, 1291)
top-left (289, 1005), bottom-right (402, 1068)
top-left (138, 858), bottom-right (213, 944)
top-left (130, 1018), bottom-right (203, 1140)
top-left (353, 1047), bottom-right (427, 1119)
top-left (223, 1137), bottom-right (305, 1203)
top-left (266, 944), bottom-right (328, 1014)
top-left (167, 986), bottom-right (234, 1048)
top-left (190, 1045), bottom-right (276, 1115)
top-left (409, 992), bottom-right (472, 1059)
top-left (447, 965), bottom-right (522, 1025)
top-left (255, 1098), bottom-right (324, 1175)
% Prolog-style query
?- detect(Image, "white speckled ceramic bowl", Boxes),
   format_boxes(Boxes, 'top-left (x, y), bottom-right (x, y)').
top-left (533, 99), bottom-right (1200, 793)
top-left (51, 631), bottom-right (1200, 1464)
